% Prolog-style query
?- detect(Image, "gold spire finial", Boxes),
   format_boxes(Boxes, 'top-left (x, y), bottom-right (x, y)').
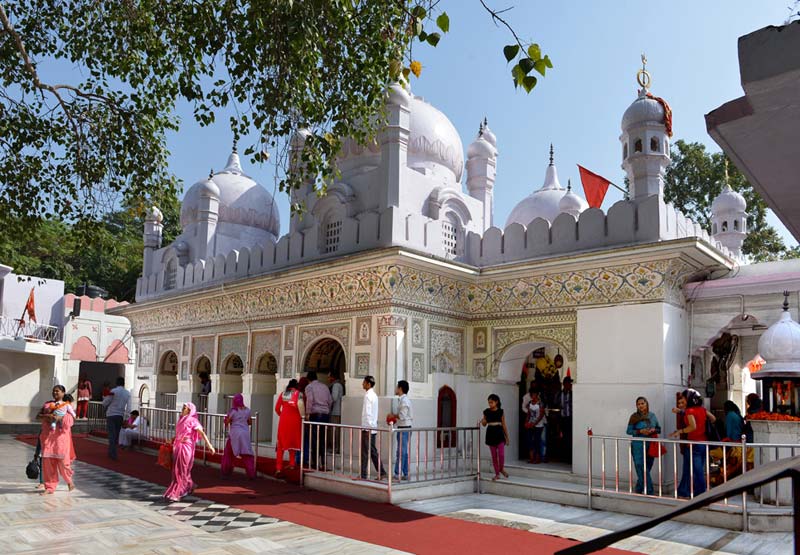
top-left (636, 53), bottom-right (651, 90)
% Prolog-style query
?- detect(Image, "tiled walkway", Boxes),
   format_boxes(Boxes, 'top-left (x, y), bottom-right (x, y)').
top-left (0, 436), bottom-right (407, 554)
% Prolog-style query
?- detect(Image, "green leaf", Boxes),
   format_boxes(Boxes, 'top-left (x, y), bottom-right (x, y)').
top-left (411, 5), bottom-right (427, 19)
top-left (503, 44), bottom-right (520, 62)
top-left (413, 19), bottom-right (423, 37)
top-left (511, 63), bottom-right (526, 86)
top-left (418, 30), bottom-right (427, 42)
top-left (522, 75), bottom-right (538, 93)
top-left (426, 32), bottom-right (441, 47)
top-left (519, 57), bottom-right (535, 75)
top-left (527, 44), bottom-right (541, 61)
top-left (533, 59), bottom-right (547, 77)
top-left (436, 12), bottom-right (450, 33)
top-left (544, 54), bottom-right (553, 69)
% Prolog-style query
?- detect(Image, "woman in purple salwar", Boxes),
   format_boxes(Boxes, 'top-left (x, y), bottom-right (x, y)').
top-left (221, 393), bottom-right (256, 479)
top-left (164, 402), bottom-right (215, 502)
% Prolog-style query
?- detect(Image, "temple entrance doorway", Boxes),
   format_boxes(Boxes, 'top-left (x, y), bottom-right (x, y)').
top-left (220, 354), bottom-right (244, 412)
top-left (497, 340), bottom-right (573, 467)
top-left (155, 350), bottom-right (178, 409)
top-left (302, 337), bottom-right (347, 392)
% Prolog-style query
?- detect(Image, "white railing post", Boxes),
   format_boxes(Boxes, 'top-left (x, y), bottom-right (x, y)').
top-left (587, 429), bottom-right (593, 509)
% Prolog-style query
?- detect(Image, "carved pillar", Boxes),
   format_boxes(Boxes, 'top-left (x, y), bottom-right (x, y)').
top-left (378, 315), bottom-right (407, 397)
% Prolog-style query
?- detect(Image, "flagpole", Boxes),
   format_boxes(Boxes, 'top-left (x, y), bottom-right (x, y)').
top-left (16, 287), bottom-right (33, 336)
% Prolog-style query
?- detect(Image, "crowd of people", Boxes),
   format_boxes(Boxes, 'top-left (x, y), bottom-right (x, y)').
top-left (32, 371), bottom-right (762, 502)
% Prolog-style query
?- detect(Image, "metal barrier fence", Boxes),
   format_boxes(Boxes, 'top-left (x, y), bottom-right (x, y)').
top-left (299, 421), bottom-right (480, 494)
top-left (85, 401), bottom-right (259, 468)
top-left (157, 393), bottom-right (177, 410)
top-left (0, 314), bottom-right (61, 343)
top-left (587, 432), bottom-right (799, 529)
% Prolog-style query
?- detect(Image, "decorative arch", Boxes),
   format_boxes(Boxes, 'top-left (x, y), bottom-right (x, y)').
top-left (194, 355), bottom-right (212, 376)
top-left (301, 336), bottom-right (347, 378)
top-left (491, 325), bottom-right (576, 381)
top-left (427, 187), bottom-right (473, 225)
top-left (70, 336), bottom-right (98, 361)
top-left (255, 352), bottom-right (278, 374)
top-left (138, 383), bottom-right (150, 407)
top-left (222, 353), bottom-right (245, 374)
top-left (158, 350), bottom-right (179, 375)
top-left (104, 339), bottom-right (129, 364)
top-left (437, 386), bottom-right (457, 448)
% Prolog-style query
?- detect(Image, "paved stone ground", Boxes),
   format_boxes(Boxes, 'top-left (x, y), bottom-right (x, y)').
top-left (400, 495), bottom-right (793, 555)
top-left (0, 436), bottom-right (408, 554)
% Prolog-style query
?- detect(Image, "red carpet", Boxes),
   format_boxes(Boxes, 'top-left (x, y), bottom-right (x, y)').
top-left (17, 435), bottom-right (638, 555)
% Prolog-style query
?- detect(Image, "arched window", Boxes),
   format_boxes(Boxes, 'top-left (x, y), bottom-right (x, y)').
top-left (722, 220), bottom-right (728, 232)
top-left (323, 218), bottom-right (343, 254)
top-left (164, 258), bottom-right (177, 290)
top-left (256, 352), bottom-right (278, 374)
top-left (437, 386), bottom-right (457, 448)
top-left (623, 143), bottom-right (628, 159)
top-left (733, 220), bottom-right (739, 231)
top-left (634, 139), bottom-right (643, 153)
top-left (650, 137), bottom-right (659, 152)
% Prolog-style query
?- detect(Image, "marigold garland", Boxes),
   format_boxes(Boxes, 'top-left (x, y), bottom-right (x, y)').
top-left (748, 411), bottom-right (800, 422)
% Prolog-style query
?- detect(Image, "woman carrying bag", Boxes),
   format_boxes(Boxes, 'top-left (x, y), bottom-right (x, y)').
top-left (626, 396), bottom-right (662, 495)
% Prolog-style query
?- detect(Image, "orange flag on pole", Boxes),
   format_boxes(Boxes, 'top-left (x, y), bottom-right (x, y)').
top-left (24, 288), bottom-right (36, 323)
top-left (577, 165), bottom-right (612, 209)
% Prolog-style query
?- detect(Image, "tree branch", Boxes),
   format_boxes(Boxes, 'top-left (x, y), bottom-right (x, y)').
top-left (478, 0), bottom-right (527, 51)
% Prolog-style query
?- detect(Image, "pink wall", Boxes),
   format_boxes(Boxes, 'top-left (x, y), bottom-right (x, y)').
top-left (70, 336), bottom-right (97, 362)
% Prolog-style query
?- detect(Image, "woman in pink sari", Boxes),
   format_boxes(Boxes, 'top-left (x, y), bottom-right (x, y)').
top-left (39, 386), bottom-right (76, 494)
top-left (221, 393), bottom-right (255, 479)
top-left (164, 402), bottom-right (215, 502)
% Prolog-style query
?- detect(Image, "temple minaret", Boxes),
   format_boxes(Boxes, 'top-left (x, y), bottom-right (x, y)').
top-left (620, 55), bottom-right (671, 200)
top-left (711, 161), bottom-right (748, 257)
top-left (467, 118), bottom-right (498, 231)
top-left (143, 206), bottom-right (163, 276)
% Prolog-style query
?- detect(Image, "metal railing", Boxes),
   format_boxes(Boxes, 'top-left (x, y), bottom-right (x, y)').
top-left (0, 314), bottom-right (62, 343)
top-left (156, 392), bottom-right (177, 410)
top-left (587, 432), bottom-right (799, 529)
top-left (197, 394), bottom-right (209, 414)
top-left (86, 401), bottom-right (259, 469)
top-left (299, 421), bottom-right (481, 495)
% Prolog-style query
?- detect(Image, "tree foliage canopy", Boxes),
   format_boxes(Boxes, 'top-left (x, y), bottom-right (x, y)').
top-left (664, 140), bottom-right (798, 262)
top-left (1, 0), bottom-right (549, 229)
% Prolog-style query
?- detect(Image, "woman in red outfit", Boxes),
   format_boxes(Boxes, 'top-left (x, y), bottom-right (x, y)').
top-left (76, 376), bottom-right (92, 419)
top-left (274, 379), bottom-right (305, 477)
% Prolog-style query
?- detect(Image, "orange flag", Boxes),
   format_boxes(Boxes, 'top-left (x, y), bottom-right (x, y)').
top-left (24, 288), bottom-right (36, 323)
top-left (577, 165), bottom-right (612, 209)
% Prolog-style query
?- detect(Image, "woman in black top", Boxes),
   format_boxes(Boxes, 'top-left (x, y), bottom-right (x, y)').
top-left (480, 394), bottom-right (510, 481)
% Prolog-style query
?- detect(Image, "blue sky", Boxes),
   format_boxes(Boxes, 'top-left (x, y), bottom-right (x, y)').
top-left (164, 0), bottom-right (796, 245)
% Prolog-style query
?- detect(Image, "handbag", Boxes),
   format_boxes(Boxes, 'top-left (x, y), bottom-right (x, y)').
top-left (647, 433), bottom-right (667, 458)
top-left (157, 442), bottom-right (173, 470)
top-left (26, 458), bottom-right (40, 480)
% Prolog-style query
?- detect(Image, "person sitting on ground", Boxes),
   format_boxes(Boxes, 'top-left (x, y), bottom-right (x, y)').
top-left (119, 410), bottom-right (143, 449)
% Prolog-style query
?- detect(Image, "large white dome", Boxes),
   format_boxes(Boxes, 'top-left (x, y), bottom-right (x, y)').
top-left (180, 152), bottom-right (280, 238)
top-left (337, 92), bottom-right (464, 182)
top-left (506, 162), bottom-right (566, 226)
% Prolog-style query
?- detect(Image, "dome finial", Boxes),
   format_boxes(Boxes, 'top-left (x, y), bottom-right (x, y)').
top-left (209, 168), bottom-right (214, 179)
top-left (567, 178), bottom-right (571, 192)
top-left (478, 119), bottom-right (484, 137)
top-left (723, 159), bottom-right (732, 191)
top-left (637, 53), bottom-right (651, 92)
top-left (784, 290), bottom-right (790, 312)
top-left (232, 138), bottom-right (238, 154)
top-left (549, 143), bottom-right (554, 166)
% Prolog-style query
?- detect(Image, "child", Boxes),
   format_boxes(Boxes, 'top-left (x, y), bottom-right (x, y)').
top-left (480, 394), bottom-right (509, 481)
top-left (48, 395), bottom-right (73, 431)
top-left (102, 382), bottom-right (113, 399)
top-left (527, 390), bottom-right (547, 464)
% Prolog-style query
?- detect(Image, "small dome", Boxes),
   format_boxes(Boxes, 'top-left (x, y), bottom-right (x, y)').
top-left (757, 296), bottom-right (800, 379)
top-left (621, 91), bottom-right (665, 131)
top-left (146, 206), bottom-right (163, 223)
top-left (559, 183), bottom-right (589, 218)
top-left (712, 185), bottom-right (747, 215)
top-left (467, 135), bottom-right (496, 159)
top-left (180, 151), bottom-right (280, 237)
top-left (386, 81), bottom-right (411, 107)
top-left (506, 151), bottom-right (566, 226)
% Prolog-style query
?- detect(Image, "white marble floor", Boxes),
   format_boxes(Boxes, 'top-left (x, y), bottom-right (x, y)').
top-left (400, 494), bottom-right (794, 555)
top-left (0, 436), bottom-right (408, 555)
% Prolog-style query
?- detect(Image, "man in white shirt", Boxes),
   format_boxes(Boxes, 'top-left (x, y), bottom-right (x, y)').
top-left (388, 380), bottom-right (413, 480)
top-left (360, 375), bottom-right (386, 479)
top-left (119, 410), bottom-right (143, 449)
top-left (102, 376), bottom-right (131, 460)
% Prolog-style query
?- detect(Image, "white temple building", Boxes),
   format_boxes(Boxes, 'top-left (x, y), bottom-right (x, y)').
top-left (112, 65), bottom-right (800, 478)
